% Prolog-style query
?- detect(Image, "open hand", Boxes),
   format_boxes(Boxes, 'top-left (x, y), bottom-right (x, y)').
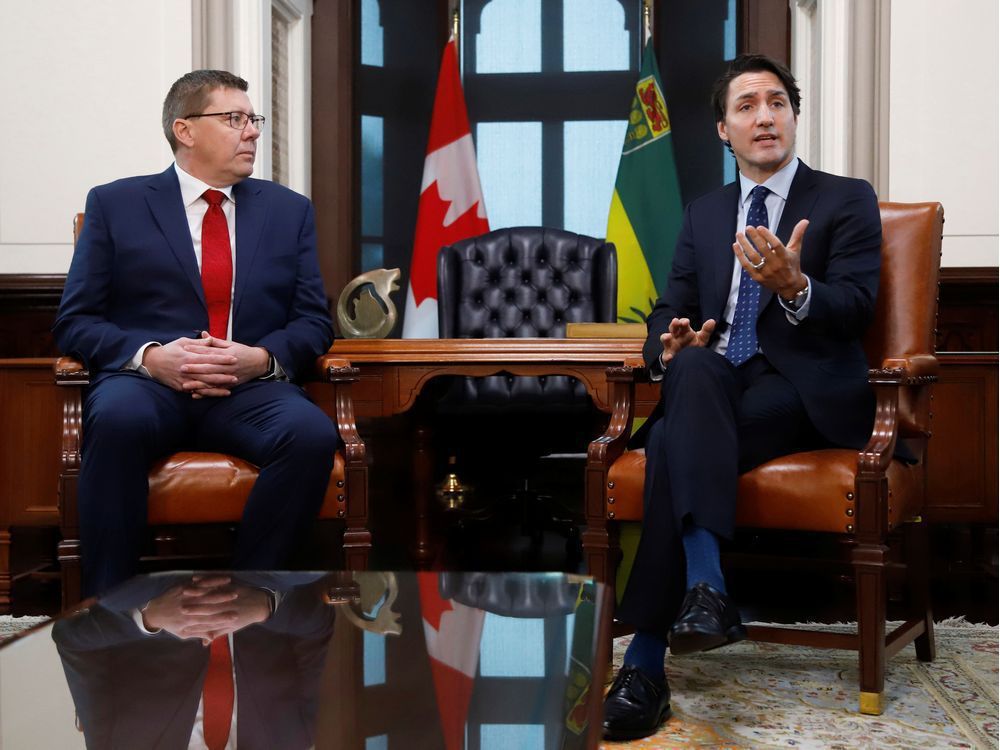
top-left (733, 218), bottom-right (809, 300)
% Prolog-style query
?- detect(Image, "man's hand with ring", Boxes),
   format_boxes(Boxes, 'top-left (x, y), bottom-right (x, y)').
top-left (732, 219), bottom-right (809, 299)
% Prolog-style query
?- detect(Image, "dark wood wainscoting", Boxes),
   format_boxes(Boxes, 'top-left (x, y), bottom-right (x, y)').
top-left (0, 275), bottom-right (65, 358)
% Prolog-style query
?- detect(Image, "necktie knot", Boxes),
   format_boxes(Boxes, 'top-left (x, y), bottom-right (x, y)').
top-left (203, 189), bottom-right (226, 208)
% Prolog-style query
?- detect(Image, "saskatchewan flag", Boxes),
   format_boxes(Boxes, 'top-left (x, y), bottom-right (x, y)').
top-left (606, 41), bottom-right (684, 323)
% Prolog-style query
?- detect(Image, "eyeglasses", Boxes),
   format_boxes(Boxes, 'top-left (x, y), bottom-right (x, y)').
top-left (184, 111), bottom-right (266, 132)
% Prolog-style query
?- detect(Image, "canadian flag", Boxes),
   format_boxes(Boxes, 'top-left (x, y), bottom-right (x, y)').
top-left (417, 572), bottom-right (486, 750)
top-left (402, 36), bottom-right (490, 338)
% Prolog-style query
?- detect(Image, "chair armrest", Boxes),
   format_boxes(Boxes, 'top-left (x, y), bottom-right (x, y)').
top-left (55, 356), bottom-right (90, 386)
top-left (321, 357), bottom-right (366, 467)
top-left (54, 357), bottom-right (87, 478)
top-left (877, 354), bottom-right (939, 380)
top-left (587, 364), bottom-right (643, 468)
top-left (861, 354), bottom-right (938, 474)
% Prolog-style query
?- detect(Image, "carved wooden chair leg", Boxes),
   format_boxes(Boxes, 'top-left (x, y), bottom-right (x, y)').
top-left (853, 537), bottom-right (889, 715)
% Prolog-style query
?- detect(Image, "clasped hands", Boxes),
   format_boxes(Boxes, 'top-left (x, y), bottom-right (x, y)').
top-left (142, 331), bottom-right (270, 398)
top-left (659, 220), bottom-right (810, 365)
top-left (140, 575), bottom-right (272, 645)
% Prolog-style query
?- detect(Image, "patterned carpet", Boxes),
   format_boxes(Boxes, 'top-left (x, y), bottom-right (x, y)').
top-left (604, 620), bottom-right (998, 750)
top-left (2, 616), bottom-right (996, 747)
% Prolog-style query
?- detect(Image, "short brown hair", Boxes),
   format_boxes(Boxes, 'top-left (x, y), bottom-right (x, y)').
top-left (162, 70), bottom-right (249, 152)
top-left (711, 54), bottom-right (801, 124)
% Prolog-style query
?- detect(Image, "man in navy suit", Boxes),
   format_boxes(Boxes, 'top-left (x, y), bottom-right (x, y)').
top-left (603, 55), bottom-right (883, 740)
top-left (53, 573), bottom-right (337, 749)
top-left (54, 70), bottom-right (338, 597)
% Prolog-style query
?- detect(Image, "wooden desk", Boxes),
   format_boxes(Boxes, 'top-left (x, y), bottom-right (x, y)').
top-left (317, 338), bottom-right (648, 566)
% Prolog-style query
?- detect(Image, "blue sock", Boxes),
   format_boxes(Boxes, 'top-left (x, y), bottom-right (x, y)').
top-left (623, 630), bottom-right (667, 682)
top-left (682, 524), bottom-right (727, 594)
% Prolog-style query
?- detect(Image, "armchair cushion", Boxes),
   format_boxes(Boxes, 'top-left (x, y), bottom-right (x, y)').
top-left (146, 451), bottom-right (347, 525)
top-left (607, 448), bottom-right (923, 534)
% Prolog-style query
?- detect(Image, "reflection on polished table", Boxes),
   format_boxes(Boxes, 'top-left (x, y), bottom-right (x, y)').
top-left (0, 571), bottom-right (610, 749)
top-left (316, 338), bottom-right (650, 566)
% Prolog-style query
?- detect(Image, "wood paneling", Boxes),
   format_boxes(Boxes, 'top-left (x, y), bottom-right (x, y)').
top-left (0, 275), bottom-right (64, 357)
top-left (926, 354), bottom-right (998, 523)
top-left (0, 360), bottom-right (61, 526)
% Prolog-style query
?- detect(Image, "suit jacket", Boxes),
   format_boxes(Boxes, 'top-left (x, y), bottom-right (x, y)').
top-left (52, 574), bottom-right (337, 750)
top-left (54, 166), bottom-right (334, 383)
top-left (641, 161), bottom-right (882, 451)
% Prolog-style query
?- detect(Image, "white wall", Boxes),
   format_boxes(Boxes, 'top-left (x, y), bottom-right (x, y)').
top-left (887, 0), bottom-right (998, 267)
top-left (0, 1), bottom-right (193, 274)
top-left (0, 1), bottom-right (995, 273)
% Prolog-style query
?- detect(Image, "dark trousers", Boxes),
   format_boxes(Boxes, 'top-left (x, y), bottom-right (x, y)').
top-left (617, 346), bottom-right (826, 636)
top-left (79, 374), bottom-right (340, 596)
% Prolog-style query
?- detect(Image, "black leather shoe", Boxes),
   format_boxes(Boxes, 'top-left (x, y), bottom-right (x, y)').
top-left (602, 665), bottom-right (671, 741)
top-left (668, 582), bottom-right (747, 656)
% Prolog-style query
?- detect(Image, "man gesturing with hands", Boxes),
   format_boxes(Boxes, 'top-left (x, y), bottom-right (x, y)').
top-left (603, 54), bottom-right (883, 741)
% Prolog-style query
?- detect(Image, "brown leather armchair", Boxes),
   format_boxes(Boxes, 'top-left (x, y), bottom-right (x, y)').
top-left (583, 202), bottom-right (944, 714)
top-left (56, 215), bottom-right (369, 608)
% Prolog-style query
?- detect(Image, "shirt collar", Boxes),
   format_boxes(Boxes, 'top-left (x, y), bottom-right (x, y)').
top-left (738, 156), bottom-right (800, 206)
top-left (173, 162), bottom-right (236, 208)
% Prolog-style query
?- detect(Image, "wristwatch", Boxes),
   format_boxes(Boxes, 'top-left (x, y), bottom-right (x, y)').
top-left (783, 279), bottom-right (809, 310)
top-left (259, 353), bottom-right (279, 381)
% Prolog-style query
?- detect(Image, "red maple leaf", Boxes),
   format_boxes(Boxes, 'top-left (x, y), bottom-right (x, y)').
top-left (417, 571), bottom-right (454, 631)
top-left (409, 180), bottom-right (490, 306)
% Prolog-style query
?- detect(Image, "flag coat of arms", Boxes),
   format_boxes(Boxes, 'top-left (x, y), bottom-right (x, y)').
top-left (605, 40), bottom-right (684, 322)
top-left (402, 37), bottom-right (490, 338)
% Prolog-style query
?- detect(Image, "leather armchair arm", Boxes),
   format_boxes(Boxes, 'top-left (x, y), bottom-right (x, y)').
top-left (862, 354), bottom-right (938, 473)
top-left (320, 356), bottom-right (366, 469)
top-left (876, 353), bottom-right (939, 381)
top-left (54, 357), bottom-right (88, 477)
top-left (55, 355), bottom-right (90, 386)
top-left (587, 364), bottom-right (643, 468)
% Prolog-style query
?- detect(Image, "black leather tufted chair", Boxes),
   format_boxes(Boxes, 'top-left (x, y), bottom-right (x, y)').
top-left (435, 227), bottom-right (617, 564)
top-left (438, 226), bottom-right (617, 405)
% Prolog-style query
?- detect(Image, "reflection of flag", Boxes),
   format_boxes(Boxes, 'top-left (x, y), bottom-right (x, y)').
top-left (417, 573), bottom-right (486, 750)
top-left (605, 40), bottom-right (683, 323)
top-left (403, 36), bottom-right (490, 338)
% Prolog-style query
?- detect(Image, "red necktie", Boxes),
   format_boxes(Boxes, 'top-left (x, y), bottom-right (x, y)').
top-left (201, 189), bottom-right (233, 339)
top-left (203, 636), bottom-right (235, 750)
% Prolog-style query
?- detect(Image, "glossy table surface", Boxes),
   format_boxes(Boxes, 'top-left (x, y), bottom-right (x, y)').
top-left (0, 571), bottom-right (609, 749)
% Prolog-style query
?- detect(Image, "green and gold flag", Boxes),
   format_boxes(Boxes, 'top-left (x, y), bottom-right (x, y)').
top-left (606, 41), bottom-right (683, 322)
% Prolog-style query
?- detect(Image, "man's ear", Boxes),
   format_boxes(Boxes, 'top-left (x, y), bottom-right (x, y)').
top-left (173, 118), bottom-right (194, 149)
top-left (716, 119), bottom-right (728, 143)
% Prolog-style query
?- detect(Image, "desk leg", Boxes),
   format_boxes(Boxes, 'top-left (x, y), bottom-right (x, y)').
top-left (412, 421), bottom-right (435, 569)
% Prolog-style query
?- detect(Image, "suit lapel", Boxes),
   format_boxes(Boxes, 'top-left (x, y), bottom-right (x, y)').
top-left (758, 160), bottom-right (820, 315)
top-left (232, 179), bottom-right (268, 323)
top-left (709, 182), bottom-right (741, 318)
top-left (145, 167), bottom-right (205, 307)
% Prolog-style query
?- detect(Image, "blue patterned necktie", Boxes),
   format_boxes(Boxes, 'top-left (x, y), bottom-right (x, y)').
top-left (725, 185), bottom-right (770, 366)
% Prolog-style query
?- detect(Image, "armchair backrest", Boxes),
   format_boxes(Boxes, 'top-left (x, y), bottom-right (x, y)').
top-left (437, 227), bottom-right (617, 339)
top-left (864, 202), bottom-right (944, 438)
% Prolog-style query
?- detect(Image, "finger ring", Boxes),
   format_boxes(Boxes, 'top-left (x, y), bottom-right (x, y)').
top-left (751, 258), bottom-right (766, 270)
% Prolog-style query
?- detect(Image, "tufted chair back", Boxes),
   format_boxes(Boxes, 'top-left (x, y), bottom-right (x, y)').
top-left (437, 227), bottom-right (617, 405)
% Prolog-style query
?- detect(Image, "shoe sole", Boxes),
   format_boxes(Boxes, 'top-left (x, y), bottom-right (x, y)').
top-left (669, 623), bottom-right (747, 656)
top-left (602, 705), bottom-right (672, 742)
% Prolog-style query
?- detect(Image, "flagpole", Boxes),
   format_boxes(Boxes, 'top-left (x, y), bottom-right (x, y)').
top-left (642, 0), bottom-right (652, 45)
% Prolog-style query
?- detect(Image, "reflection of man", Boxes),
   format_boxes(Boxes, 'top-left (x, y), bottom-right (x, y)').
top-left (603, 54), bottom-right (883, 740)
top-left (53, 574), bottom-right (336, 750)
top-left (54, 70), bottom-right (337, 597)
